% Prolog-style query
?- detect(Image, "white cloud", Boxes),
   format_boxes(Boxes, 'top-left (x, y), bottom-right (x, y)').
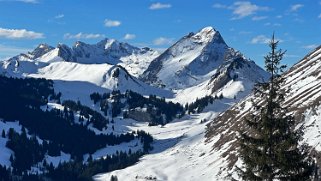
top-left (123, 34), bottom-right (136, 40)
top-left (213, 1), bottom-right (269, 20)
top-left (54, 14), bottom-right (64, 19)
top-left (233, 2), bottom-right (259, 19)
top-left (104, 19), bottom-right (121, 27)
top-left (0, 28), bottom-right (44, 39)
top-left (251, 35), bottom-right (270, 44)
top-left (318, 13), bottom-right (321, 18)
top-left (18, 0), bottom-right (37, 3)
top-left (153, 37), bottom-right (173, 45)
top-left (290, 4), bottom-right (304, 12)
top-left (252, 16), bottom-right (267, 21)
top-left (276, 15), bottom-right (283, 18)
top-left (64, 33), bottom-right (105, 39)
top-left (264, 22), bottom-right (281, 26)
top-left (231, 1), bottom-right (269, 19)
top-left (284, 54), bottom-right (299, 58)
top-left (0, 0), bottom-right (38, 3)
top-left (212, 3), bottom-right (228, 9)
top-left (302, 44), bottom-right (318, 50)
top-left (251, 35), bottom-right (283, 44)
top-left (149, 2), bottom-right (171, 10)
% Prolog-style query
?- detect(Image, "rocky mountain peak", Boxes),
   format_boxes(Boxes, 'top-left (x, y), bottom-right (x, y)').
top-left (141, 26), bottom-right (236, 89)
top-left (29, 43), bottom-right (54, 59)
top-left (192, 26), bottom-right (215, 41)
top-left (73, 41), bottom-right (88, 48)
top-left (57, 43), bottom-right (73, 61)
top-left (188, 26), bottom-right (226, 46)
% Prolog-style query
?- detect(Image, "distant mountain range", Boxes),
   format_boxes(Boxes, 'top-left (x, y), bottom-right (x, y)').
top-left (0, 26), bottom-right (268, 104)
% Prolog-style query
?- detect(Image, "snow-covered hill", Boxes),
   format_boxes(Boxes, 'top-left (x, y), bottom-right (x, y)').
top-left (0, 61), bottom-right (172, 108)
top-left (205, 45), bottom-right (321, 179)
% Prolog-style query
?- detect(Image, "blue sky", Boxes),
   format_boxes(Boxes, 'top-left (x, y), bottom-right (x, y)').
top-left (0, 0), bottom-right (320, 68)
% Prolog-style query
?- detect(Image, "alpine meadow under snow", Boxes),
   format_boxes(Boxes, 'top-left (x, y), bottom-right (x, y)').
top-left (0, 25), bottom-right (320, 181)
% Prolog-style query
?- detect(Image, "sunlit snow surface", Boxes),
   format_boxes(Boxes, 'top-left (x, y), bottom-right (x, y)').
top-left (95, 109), bottom-right (232, 181)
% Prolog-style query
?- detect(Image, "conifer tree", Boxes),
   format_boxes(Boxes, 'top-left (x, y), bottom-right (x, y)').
top-left (110, 175), bottom-right (118, 181)
top-left (1, 129), bottom-right (5, 138)
top-left (237, 34), bottom-right (313, 180)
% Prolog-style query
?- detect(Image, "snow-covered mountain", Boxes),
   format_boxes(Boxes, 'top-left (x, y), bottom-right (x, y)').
top-left (142, 27), bottom-right (267, 91)
top-left (204, 45), bottom-right (321, 179)
top-left (2, 39), bottom-right (159, 77)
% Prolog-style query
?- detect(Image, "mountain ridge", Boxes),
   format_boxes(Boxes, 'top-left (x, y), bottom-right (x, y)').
top-left (3, 38), bottom-right (159, 77)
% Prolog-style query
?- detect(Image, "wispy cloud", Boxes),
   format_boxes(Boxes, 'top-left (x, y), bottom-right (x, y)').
top-left (104, 19), bottom-right (121, 27)
top-left (318, 13), bottom-right (321, 18)
top-left (251, 35), bottom-right (270, 44)
top-left (0, 44), bottom-right (32, 59)
top-left (123, 34), bottom-right (136, 40)
top-left (284, 54), bottom-right (299, 58)
top-left (239, 31), bottom-right (252, 35)
top-left (54, 14), bottom-right (64, 19)
top-left (18, 0), bottom-right (37, 3)
top-left (64, 33), bottom-right (105, 39)
top-left (252, 16), bottom-right (267, 21)
top-left (213, 1), bottom-right (269, 20)
top-left (0, 27), bottom-right (44, 39)
top-left (302, 44), bottom-right (318, 50)
top-left (149, 2), bottom-right (171, 10)
top-left (251, 35), bottom-right (283, 44)
top-left (264, 22), bottom-right (281, 26)
top-left (290, 4), bottom-right (304, 12)
top-left (48, 14), bottom-right (65, 25)
top-left (153, 37), bottom-right (173, 45)
top-left (0, 0), bottom-right (38, 3)
top-left (212, 3), bottom-right (228, 9)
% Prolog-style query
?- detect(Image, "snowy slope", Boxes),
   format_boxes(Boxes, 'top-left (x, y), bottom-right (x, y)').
top-left (171, 55), bottom-right (269, 104)
top-left (0, 59), bottom-right (172, 108)
top-left (205, 45), bottom-right (321, 179)
top-left (142, 27), bottom-right (267, 91)
top-left (95, 104), bottom-right (234, 181)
